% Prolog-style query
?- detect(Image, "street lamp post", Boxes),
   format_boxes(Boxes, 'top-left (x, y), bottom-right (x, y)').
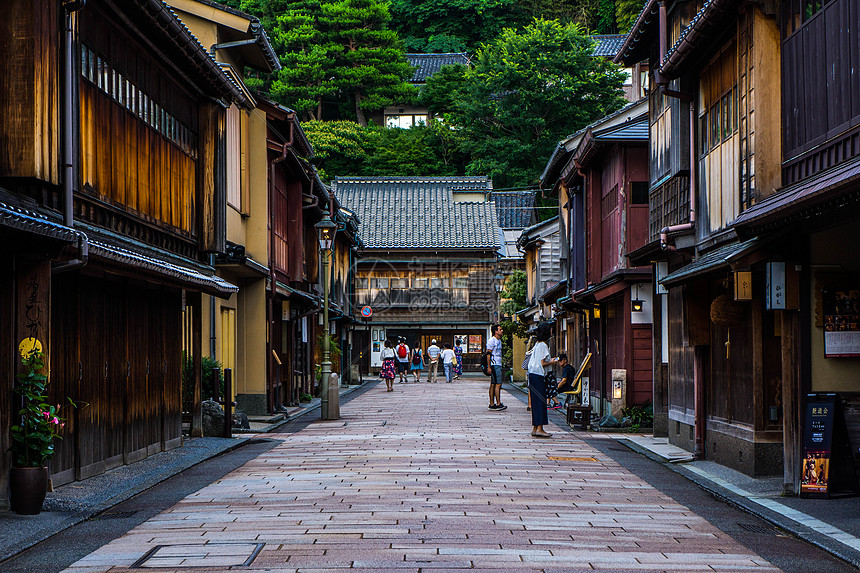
top-left (315, 216), bottom-right (339, 420)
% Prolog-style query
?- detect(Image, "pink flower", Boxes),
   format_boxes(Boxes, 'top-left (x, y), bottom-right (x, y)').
top-left (52, 417), bottom-right (59, 424)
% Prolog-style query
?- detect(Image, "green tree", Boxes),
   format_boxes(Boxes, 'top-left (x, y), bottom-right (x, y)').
top-left (270, 1), bottom-right (339, 120)
top-left (323, 0), bottom-right (417, 125)
top-left (615, 0), bottom-right (644, 33)
top-left (500, 269), bottom-right (528, 318)
top-left (439, 18), bottom-right (626, 188)
top-left (302, 119), bottom-right (468, 179)
top-left (390, 0), bottom-right (529, 53)
top-left (262, 0), bottom-right (415, 124)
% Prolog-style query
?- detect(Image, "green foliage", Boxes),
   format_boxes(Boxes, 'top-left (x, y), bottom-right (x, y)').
top-left (11, 350), bottom-right (75, 468)
top-left (268, 0), bottom-right (416, 124)
top-left (317, 331), bottom-right (343, 366)
top-left (435, 18), bottom-right (626, 188)
top-left (182, 355), bottom-right (226, 409)
top-left (299, 392), bottom-right (314, 402)
top-left (390, 0), bottom-right (529, 53)
top-left (418, 64), bottom-right (467, 117)
top-left (615, 0), bottom-right (644, 33)
top-left (622, 401), bottom-right (653, 432)
top-left (500, 270), bottom-right (528, 315)
top-left (302, 119), bottom-right (467, 180)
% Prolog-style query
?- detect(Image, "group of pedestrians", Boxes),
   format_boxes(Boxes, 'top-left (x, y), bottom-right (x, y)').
top-left (379, 337), bottom-right (464, 391)
top-left (380, 323), bottom-right (570, 440)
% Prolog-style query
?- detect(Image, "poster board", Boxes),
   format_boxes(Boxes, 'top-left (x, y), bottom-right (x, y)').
top-left (822, 288), bottom-right (860, 357)
top-left (468, 334), bottom-right (483, 353)
top-left (800, 393), bottom-right (859, 498)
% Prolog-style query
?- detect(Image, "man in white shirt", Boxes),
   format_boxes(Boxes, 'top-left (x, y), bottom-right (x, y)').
top-left (395, 338), bottom-right (410, 383)
top-left (425, 339), bottom-right (441, 383)
top-left (441, 343), bottom-right (456, 383)
top-left (486, 324), bottom-right (506, 410)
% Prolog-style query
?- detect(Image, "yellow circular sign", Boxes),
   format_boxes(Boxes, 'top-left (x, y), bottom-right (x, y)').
top-left (18, 337), bottom-right (43, 358)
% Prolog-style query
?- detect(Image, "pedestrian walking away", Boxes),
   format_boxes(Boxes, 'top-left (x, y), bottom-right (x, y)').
top-left (395, 338), bottom-right (410, 383)
top-left (453, 338), bottom-right (463, 379)
top-left (528, 322), bottom-right (557, 437)
top-left (426, 339), bottom-right (441, 383)
top-left (410, 343), bottom-right (423, 383)
top-left (380, 339), bottom-right (396, 392)
top-left (441, 343), bottom-right (455, 383)
top-left (486, 323), bottom-right (506, 410)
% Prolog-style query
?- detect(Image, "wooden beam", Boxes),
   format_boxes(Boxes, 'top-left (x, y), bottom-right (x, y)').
top-left (781, 309), bottom-right (800, 494)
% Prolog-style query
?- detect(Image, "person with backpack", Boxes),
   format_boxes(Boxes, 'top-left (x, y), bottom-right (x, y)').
top-left (410, 343), bottom-right (423, 383)
top-left (395, 338), bottom-right (410, 383)
top-left (486, 324), bottom-right (507, 410)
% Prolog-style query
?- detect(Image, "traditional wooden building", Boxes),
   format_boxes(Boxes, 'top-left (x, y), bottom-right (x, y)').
top-left (167, 0), bottom-right (281, 416)
top-left (729, 0), bottom-right (860, 493)
top-left (0, 0), bottom-right (242, 504)
top-left (539, 99), bottom-right (652, 417)
top-left (333, 176), bottom-right (501, 372)
top-left (616, 0), bottom-right (784, 477)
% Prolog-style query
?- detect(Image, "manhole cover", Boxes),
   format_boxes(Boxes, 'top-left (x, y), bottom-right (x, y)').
top-left (737, 522), bottom-right (782, 536)
top-left (131, 542), bottom-right (264, 568)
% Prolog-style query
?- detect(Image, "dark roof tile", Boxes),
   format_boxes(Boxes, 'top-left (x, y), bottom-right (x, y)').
top-left (333, 176), bottom-right (501, 250)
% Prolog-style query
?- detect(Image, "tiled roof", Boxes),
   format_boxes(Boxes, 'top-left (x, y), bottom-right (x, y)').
top-left (332, 177), bottom-right (501, 250)
top-left (591, 35), bottom-right (626, 57)
top-left (406, 53), bottom-right (470, 83)
top-left (491, 191), bottom-right (535, 229)
top-left (593, 115), bottom-right (649, 141)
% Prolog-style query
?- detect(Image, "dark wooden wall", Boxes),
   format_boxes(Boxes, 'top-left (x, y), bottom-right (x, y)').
top-left (0, 0), bottom-right (61, 183)
top-left (782, 0), bottom-right (860, 185)
top-left (49, 272), bottom-right (182, 485)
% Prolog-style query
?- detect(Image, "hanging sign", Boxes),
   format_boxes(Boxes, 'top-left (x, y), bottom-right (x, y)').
top-left (766, 262), bottom-right (786, 309)
top-left (734, 271), bottom-right (752, 301)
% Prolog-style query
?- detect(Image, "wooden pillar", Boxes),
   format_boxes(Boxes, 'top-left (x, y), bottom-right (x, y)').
top-left (189, 292), bottom-right (203, 437)
top-left (781, 309), bottom-right (800, 494)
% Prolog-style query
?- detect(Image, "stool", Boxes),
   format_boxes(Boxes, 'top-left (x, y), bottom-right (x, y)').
top-left (567, 405), bottom-right (592, 430)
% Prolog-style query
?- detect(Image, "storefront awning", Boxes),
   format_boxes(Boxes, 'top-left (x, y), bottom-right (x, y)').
top-left (732, 155), bottom-right (860, 234)
top-left (660, 238), bottom-right (760, 287)
top-left (274, 281), bottom-right (320, 306)
top-left (89, 240), bottom-right (238, 297)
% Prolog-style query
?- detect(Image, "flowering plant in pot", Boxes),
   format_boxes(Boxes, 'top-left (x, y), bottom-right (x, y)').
top-left (9, 349), bottom-right (73, 514)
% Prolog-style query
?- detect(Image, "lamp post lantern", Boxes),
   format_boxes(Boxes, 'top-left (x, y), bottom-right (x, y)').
top-left (315, 215), bottom-right (339, 420)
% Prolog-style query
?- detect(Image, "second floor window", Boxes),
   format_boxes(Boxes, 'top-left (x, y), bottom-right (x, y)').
top-left (698, 41), bottom-right (738, 157)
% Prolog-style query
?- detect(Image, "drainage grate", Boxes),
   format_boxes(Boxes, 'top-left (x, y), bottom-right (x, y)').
top-left (131, 542), bottom-right (265, 569)
top-left (91, 511), bottom-right (139, 520)
top-left (737, 522), bottom-right (782, 536)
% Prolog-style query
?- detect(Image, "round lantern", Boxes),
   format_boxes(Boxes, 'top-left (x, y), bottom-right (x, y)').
top-left (710, 294), bottom-right (745, 327)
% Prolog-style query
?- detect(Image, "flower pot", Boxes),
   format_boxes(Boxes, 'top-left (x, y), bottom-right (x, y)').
top-left (10, 466), bottom-right (49, 515)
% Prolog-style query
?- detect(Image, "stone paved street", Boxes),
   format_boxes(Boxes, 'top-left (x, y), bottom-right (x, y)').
top-left (63, 379), bottom-right (780, 572)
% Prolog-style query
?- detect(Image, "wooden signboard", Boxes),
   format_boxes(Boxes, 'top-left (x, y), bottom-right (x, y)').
top-left (800, 393), bottom-right (859, 498)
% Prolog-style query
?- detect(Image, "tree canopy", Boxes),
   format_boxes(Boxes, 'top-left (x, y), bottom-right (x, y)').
top-left (426, 18), bottom-right (626, 188)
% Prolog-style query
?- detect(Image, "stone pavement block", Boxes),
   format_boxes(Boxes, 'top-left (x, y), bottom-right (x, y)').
top-left (60, 380), bottom-right (779, 573)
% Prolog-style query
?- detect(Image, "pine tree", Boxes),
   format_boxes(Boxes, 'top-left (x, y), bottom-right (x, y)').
top-left (322, 0), bottom-right (416, 125)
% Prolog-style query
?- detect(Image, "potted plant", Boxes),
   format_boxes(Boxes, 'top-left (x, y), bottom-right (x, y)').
top-left (9, 349), bottom-right (72, 515)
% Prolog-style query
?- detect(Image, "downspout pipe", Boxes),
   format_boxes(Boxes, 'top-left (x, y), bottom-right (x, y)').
top-left (659, 99), bottom-right (697, 250)
top-left (54, 1), bottom-right (89, 275)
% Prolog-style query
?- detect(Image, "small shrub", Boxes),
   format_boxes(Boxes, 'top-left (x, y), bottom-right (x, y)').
top-left (622, 402), bottom-right (653, 432)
